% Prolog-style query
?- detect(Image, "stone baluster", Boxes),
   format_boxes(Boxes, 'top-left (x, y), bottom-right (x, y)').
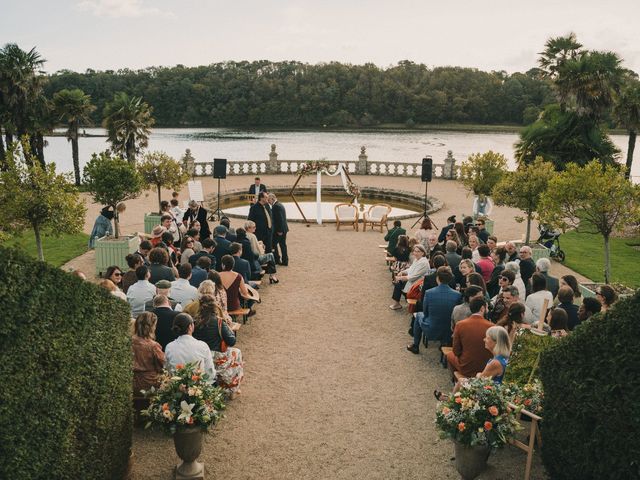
top-left (268, 144), bottom-right (278, 173)
top-left (357, 146), bottom-right (368, 175)
top-left (444, 150), bottom-right (457, 179)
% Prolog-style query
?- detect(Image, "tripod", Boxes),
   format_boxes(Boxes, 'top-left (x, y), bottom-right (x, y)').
top-left (210, 177), bottom-right (225, 221)
top-left (412, 181), bottom-right (437, 230)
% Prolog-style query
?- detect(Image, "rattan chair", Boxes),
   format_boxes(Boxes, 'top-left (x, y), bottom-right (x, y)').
top-left (334, 203), bottom-right (359, 231)
top-left (363, 204), bottom-right (391, 232)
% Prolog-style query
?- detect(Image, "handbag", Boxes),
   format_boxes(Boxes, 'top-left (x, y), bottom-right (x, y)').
top-left (217, 317), bottom-right (228, 353)
top-left (406, 278), bottom-right (424, 314)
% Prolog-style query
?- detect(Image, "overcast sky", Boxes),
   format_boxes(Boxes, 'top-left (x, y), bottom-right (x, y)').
top-left (2, 0), bottom-right (639, 74)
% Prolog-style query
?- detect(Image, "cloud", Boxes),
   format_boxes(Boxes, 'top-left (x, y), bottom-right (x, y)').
top-left (77, 0), bottom-right (173, 18)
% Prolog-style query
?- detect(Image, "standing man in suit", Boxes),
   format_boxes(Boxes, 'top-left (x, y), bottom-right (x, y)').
top-left (249, 177), bottom-right (267, 204)
top-left (182, 200), bottom-right (211, 240)
top-left (248, 191), bottom-right (273, 253)
top-left (407, 267), bottom-right (462, 354)
top-left (268, 192), bottom-right (289, 266)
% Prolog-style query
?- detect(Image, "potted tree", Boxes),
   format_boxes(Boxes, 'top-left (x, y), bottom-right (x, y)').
top-left (138, 151), bottom-right (190, 234)
top-left (493, 157), bottom-right (557, 260)
top-left (459, 151), bottom-right (507, 233)
top-left (435, 378), bottom-right (521, 479)
top-left (83, 151), bottom-right (143, 276)
top-left (142, 363), bottom-right (225, 479)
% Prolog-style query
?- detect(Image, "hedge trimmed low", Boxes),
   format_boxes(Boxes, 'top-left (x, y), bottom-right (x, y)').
top-left (0, 247), bottom-right (133, 479)
top-left (540, 292), bottom-right (640, 480)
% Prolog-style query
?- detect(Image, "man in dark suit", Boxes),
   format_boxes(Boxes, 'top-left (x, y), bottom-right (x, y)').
top-left (518, 245), bottom-right (536, 295)
top-left (229, 242), bottom-right (254, 284)
top-left (212, 225), bottom-right (232, 272)
top-left (408, 267), bottom-right (462, 354)
top-left (269, 192), bottom-right (289, 266)
top-left (189, 257), bottom-right (210, 288)
top-left (249, 177), bottom-right (267, 204)
top-left (152, 294), bottom-right (179, 350)
top-left (189, 237), bottom-right (217, 271)
top-left (248, 191), bottom-right (273, 253)
top-left (182, 200), bottom-right (211, 240)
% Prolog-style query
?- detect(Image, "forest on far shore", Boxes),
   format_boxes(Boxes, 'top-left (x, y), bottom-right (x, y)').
top-left (45, 60), bottom-right (554, 128)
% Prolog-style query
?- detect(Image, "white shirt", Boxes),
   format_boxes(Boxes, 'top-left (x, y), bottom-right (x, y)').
top-left (402, 257), bottom-right (431, 293)
top-left (170, 278), bottom-right (199, 307)
top-left (526, 290), bottom-right (554, 324)
top-left (165, 335), bottom-right (216, 381)
top-left (126, 280), bottom-right (156, 317)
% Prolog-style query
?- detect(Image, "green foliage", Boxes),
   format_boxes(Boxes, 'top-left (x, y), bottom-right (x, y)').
top-left (493, 157), bottom-right (556, 243)
top-left (43, 61), bottom-right (554, 128)
top-left (1, 231), bottom-right (89, 267)
top-left (82, 151), bottom-right (142, 237)
top-left (539, 161), bottom-right (640, 282)
top-left (503, 330), bottom-right (555, 386)
top-left (103, 92), bottom-right (154, 164)
top-left (138, 151), bottom-right (190, 213)
top-left (614, 77), bottom-right (640, 178)
top-left (560, 231), bottom-right (640, 288)
top-left (0, 144), bottom-right (86, 260)
top-left (515, 104), bottom-right (620, 169)
top-left (0, 246), bottom-right (133, 479)
top-left (459, 151), bottom-right (507, 197)
top-left (539, 292), bottom-right (640, 479)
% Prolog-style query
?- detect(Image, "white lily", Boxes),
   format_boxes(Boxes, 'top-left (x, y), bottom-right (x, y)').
top-left (177, 400), bottom-right (195, 422)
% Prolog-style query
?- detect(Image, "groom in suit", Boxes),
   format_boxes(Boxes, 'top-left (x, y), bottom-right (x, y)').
top-left (269, 192), bottom-right (289, 266)
top-left (249, 177), bottom-right (267, 204)
top-left (248, 191), bottom-right (273, 253)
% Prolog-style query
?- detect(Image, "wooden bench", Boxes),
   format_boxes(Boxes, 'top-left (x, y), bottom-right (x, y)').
top-left (508, 402), bottom-right (543, 480)
top-left (229, 308), bottom-right (251, 324)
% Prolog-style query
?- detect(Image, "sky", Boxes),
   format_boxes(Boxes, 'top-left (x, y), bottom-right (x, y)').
top-left (2, 0), bottom-right (639, 74)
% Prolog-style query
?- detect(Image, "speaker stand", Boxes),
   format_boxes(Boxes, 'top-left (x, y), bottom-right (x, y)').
top-left (411, 181), bottom-right (437, 229)
top-left (210, 177), bottom-right (225, 222)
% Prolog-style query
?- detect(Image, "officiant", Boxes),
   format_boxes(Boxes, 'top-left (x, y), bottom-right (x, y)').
top-left (249, 177), bottom-right (267, 204)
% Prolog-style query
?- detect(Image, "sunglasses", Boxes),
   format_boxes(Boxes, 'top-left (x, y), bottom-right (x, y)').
top-left (113, 272), bottom-right (122, 277)
top-left (499, 276), bottom-right (508, 281)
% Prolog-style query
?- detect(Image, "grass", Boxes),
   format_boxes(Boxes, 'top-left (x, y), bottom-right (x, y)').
top-left (560, 230), bottom-right (640, 288)
top-left (1, 231), bottom-right (89, 267)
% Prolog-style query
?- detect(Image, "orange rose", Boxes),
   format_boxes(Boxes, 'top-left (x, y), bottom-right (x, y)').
top-left (176, 364), bottom-right (185, 370)
top-left (488, 406), bottom-right (498, 416)
top-left (484, 421), bottom-right (493, 431)
top-left (188, 417), bottom-right (194, 424)
top-left (484, 385), bottom-right (493, 390)
top-left (162, 403), bottom-right (169, 411)
top-left (524, 399), bottom-right (532, 406)
top-left (191, 375), bottom-right (200, 382)
top-left (457, 422), bottom-right (466, 432)
top-left (442, 407), bottom-right (451, 415)
top-left (455, 397), bottom-right (463, 404)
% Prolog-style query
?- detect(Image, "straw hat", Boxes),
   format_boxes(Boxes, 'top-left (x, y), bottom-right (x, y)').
top-left (151, 225), bottom-right (166, 238)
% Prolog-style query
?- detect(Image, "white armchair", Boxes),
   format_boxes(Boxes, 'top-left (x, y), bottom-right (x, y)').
top-left (363, 204), bottom-right (392, 232)
top-left (334, 203), bottom-right (359, 231)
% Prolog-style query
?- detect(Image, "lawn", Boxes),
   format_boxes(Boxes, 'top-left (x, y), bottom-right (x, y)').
top-left (561, 230), bottom-right (640, 288)
top-left (1, 231), bottom-right (89, 267)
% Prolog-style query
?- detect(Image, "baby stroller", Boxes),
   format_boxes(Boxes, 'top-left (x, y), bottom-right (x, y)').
top-left (537, 224), bottom-right (565, 263)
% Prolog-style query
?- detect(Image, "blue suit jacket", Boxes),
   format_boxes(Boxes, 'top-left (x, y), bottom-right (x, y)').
top-left (232, 255), bottom-right (252, 283)
top-left (422, 284), bottom-right (462, 343)
top-left (213, 236), bottom-right (232, 272)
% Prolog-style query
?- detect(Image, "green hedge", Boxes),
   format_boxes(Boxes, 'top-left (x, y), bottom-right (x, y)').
top-left (0, 247), bottom-right (133, 479)
top-left (540, 293), bottom-right (640, 479)
top-left (503, 330), bottom-right (555, 386)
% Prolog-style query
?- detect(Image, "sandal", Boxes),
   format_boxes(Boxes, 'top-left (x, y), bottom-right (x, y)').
top-left (433, 390), bottom-right (444, 401)
top-left (389, 304), bottom-right (402, 310)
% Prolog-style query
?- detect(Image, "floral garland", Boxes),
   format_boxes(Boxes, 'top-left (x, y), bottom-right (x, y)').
top-left (299, 160), bottom-right (339, 176)
top-left (346, 181), bottom-right (361, 200)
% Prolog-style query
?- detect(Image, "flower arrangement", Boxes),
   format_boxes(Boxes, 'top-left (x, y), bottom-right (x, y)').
top-left (435, 378), bottom-right (520, 449)
top-left (346, 180), bottom-right (361, 200)
top-left (299, 159), bottom-right (339, 176)
top-left (503, 380), bottom-right (544, 415)
top-left (142, 362), bottom-right (226, 434)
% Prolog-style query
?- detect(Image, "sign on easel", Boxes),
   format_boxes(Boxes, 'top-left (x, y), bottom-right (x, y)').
top-left (187, 181), bottom-right (204, 203)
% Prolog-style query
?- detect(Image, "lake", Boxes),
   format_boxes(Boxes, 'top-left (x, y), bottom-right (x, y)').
top-left (43, 127), bottom-right (636, 178)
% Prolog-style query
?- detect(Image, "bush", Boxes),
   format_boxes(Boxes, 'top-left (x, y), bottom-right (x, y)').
top-left (503, 329), bottom-right (555, 387)
top-left (0, 247), bottom-right (133, 479)
top-left (539, 293), bottom-right (640, 479)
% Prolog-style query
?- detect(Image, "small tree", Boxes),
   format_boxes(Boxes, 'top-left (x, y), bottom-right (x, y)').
top-left (459, 151), bottom-right (507, 199)
top-left (0, 143), bottom-right (86, 261)
top-left (539, 161), bottom-right (640, 283)
top-left (83, 151), bottom-right (142, 238)
top-left (138, 151), bottom-right (190, 214)
top-left (493, 157), bottom-right (557, 244)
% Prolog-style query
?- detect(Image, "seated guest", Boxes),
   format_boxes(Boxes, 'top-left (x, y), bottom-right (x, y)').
top-left (454, 258), bottom-right (475, 290)
top-left (407, 267), bottom-right (461, 354)
top-left (468, 272), bottom-right (489, 302)
top-left (497, 302), bottom-right (530, 344)
top-left (414, 218), bottom-right (434, 250)
top-left (437, 215), bottom-right (456, 243)
top-left (505, 241), bottom-right (519, 262)
top-left (132, 312), bottom-right (165, 396)
top-left (486, 247), bottom-right (507, 298)
top-left (244, 220), bottom-right (278, 275)
top-left (427, 233), bottom-right (444, 256)
top-left (578, 296), bottom-right (602, 323)
top-left (164, 313), bottom-right (216, 382)
top-left (152, 294), bottom-right (179, 350)
top-left (179, 235), bottom-right (197, 265)
top-left (186, 228), bottom-right (202, 252)
top-left (453, 222), bottom-right (468, 248)
top-left (134, 240), bottom-right (152, 267)
top-left (220, 217), bottom-right (237, 242)
top-left (492, 285), bottom-right (535, 324)
top-left (559, 274), bottom-right (582, 305)
top-left (385, 220), bottom-right (406, 255)
top-left (170, 198), bottom-right (184, 224)
top-left (229, 242), bottom-right (256, 285)
top-left (192, 295), bottom-right (244, 397)
top-left (105, 265), bottom-right (125, 292)
top-left (556, 286), bottom-right (580, 331)
top-left (548, 308), bottom-right (569, 337)
top-left (159, 231), bottom-right (179, 266)
top-left (476, 218), bottom-right (490, 244)
top-left (127, 266), bottom-right (157, 318)
top-left (122, 254), bottom-right (144, 294)
top-left (536, 257), bottom-right (559, 298)
top-left (446, 297), bottom-right (494, 378)
top-left (518, 246), bottom-right (536, 294)
top-left (149, 225), bottom-right (166, 248)
top-left (144, 279), bottom-right (181, 312)
top-left (489, 270), bottom-right (515, 314)
top-left (389, 245), bottom-right (430, 311)
top-left (148, 247), bottom-right (176, 284)
top-left (486, 235), bottom-right (498, 251)
top-left (451, 285), bottom-right (485, 329)
top-left (467, 235), bottom-right (481, 263)
top-left (212, 225), bottom-right (232, 272)
top-left (183, 280), bottom-right (216, 316)
top-left (504, 261), bottom-right (526, 300)
top-left (525, 273), bottom-right (554, 323)
top-left (171, 263), bottom-right (199, 308)
top-left (99, 279), bottom-right (127, 301)
top-left (475, 244), bottom-right (494, 283)
top-left (189, 237), bottom-right (217, 270)
top-left (390, 235), bottom-right (411, 275)
top-left (422, 254), bottom-right (448, 292)
top-left (444, 240), bottom-right (461, 271)
top-left (190, 256), bottom-right (211, 288)
top-left (219, 255), bottom-right (251, 313)
top-left (596, 285), bottom-right (618, 312)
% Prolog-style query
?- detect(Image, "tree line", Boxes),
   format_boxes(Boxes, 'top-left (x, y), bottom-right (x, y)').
top-left (44, 61), bottom-right (553, 128)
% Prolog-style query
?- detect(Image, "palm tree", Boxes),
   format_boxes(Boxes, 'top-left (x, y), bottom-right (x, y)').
top-left (615, 78), bottom-right (640, 179)
top-left (53, 89), bottom-right (96, 185)
top-left (538, 33), bottom-right (583, 78)
top-left (103, 92), bottom-right (154, 164)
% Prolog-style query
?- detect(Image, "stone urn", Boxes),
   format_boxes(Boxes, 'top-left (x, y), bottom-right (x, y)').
top-left (173, 426), bottom-right (205, 479)
top-left (453, 441), bottom-right (490, 480)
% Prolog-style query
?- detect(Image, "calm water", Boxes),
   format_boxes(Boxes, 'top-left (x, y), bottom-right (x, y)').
top-left (43, 127), bottom-right (635, 178)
